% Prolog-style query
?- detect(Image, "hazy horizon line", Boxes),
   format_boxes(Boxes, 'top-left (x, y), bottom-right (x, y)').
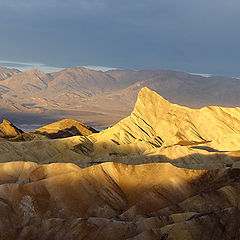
top-left (0, 59), bottom-right (119, 73)
top-left (1, 59), bottom-right (240, 79)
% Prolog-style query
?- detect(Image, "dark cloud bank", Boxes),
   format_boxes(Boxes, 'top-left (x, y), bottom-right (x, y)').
top-left (0, 0), bottom-right (240, 76)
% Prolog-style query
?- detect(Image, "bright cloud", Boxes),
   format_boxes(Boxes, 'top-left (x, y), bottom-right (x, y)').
top-left (81, 65), bottom-right (119, 72)
top-left (0, 60), bottom-right (64, 73)
top-left (0, 60), bottom-right (119, 73)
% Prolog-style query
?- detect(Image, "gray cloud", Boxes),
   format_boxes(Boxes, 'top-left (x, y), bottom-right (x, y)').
top-left (0, 0), bottom-right (240, 76)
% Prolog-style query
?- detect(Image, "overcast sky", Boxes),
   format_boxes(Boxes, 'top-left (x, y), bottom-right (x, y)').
top-left (0, 0), bottom-right (240, 76)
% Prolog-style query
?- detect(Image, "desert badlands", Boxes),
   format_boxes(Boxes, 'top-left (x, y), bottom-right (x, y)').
top-left (0, 87), bottom-right (239, 239)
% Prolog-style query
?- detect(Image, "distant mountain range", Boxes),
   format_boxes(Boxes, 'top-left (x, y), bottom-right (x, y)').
top-left (0, 65), bottom-right (240, 128)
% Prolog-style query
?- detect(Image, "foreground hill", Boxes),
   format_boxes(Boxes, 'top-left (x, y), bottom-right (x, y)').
top-left (1, 66), bottom-right (240, 128)
top-left (0, 161), bottom-right (240, 239)
top-left (0, 88), bottom-right (240, 239)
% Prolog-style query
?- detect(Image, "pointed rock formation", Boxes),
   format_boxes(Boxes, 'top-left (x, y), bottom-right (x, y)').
top-left (131, 87), bottom-right (240, 148)
top-left (85, 87), bottom-right (240, 159)
top-left (0, 119), bottom-right (23, 138)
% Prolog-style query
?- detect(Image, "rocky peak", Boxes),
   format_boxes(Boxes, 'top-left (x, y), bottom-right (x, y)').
top-left (133, 87), bottom-right (171, 119)
top-left (0, 119), bottom-right (23, 138)
top-left (130, 87), bottom-right (240, 146)
top-left (89, 87), bottom-right (240, 156)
